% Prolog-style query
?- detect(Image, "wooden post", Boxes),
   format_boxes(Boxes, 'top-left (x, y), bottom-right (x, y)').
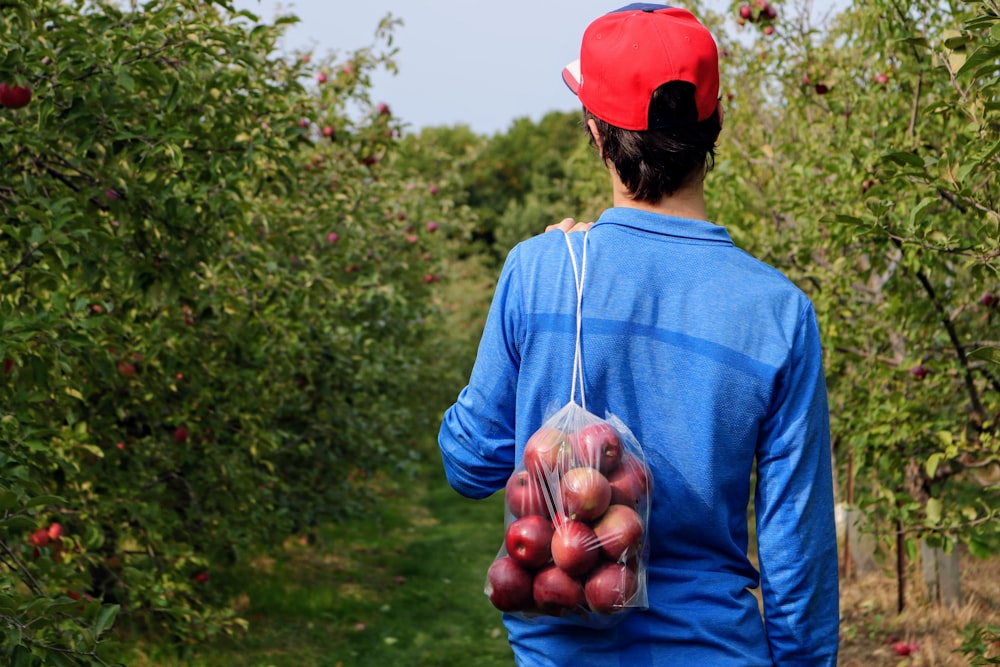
top-left (896, 514), bottom-right (906, 613)
top-left (920, 540), bottom-right (962, 607)
top-left (843, 452), bottom-right (854, 581)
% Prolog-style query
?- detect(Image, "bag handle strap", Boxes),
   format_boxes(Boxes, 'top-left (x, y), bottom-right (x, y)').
top-left (563, 230), bottom-right (590, 410)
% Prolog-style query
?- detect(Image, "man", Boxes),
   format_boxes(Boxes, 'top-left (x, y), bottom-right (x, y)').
top-left (438, 4), bottom-right (840, 665)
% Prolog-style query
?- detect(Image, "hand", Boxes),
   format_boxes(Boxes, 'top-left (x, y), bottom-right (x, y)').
top-left (545, 217), bottom-right (594, 233)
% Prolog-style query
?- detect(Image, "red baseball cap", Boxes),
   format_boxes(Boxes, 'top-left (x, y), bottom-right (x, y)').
top-left (562, 4), bottom-right (720, 130)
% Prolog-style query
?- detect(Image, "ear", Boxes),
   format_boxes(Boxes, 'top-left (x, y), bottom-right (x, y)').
top-left (586, 118), bottom-right (605, 154)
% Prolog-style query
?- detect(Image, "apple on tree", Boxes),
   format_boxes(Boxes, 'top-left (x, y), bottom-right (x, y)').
top-left (0, 82), bottom-right (32, 109)
top-left (29, 528), bottom-right (50, 548)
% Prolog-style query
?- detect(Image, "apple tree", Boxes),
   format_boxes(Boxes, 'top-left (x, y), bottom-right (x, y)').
top-left (1, 1), bottom-right (469, 663)
top-left (705, 0), bottom-right (999, 607)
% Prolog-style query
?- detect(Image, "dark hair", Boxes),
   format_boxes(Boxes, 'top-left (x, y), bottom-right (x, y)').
top-left (585, 81), bottom-right (722, 203)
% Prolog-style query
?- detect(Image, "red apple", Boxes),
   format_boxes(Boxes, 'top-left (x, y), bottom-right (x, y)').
top-left (117, 361), bottom-right (137, 376)
top-left (47, 523), bottom-right (63, 541)
top-left (980, 291), bottom-right (996, 307)
top-left (550, 519), bottom-right (600, 576)
top-left (523, 427), bottom-right (573, 476)
top-left (3, 358), bottom-right (12, 374)
top-left (607, 455), bottom-right (651, 509)
top-left (560, 467), bottom-right (611, 522)
top-left (322, 125), bottom-right (335, 138)
top-left (377, 102), bottom-right (391, 116)
top-left (0, 82), bottom-right (32, 109)
top-left (29, 528), bottom-right (50, 548)
top-left (585, 562), bottom-right (638, 614)
top-left (174, 427), bottom-right (189, 443)
top-left (425, 221), bottom-right (439, 232)
top-left (532, 564), bottom-right (585, 614)
top-left (505, 515), bottom-right (554, 569)
top-left (317, 72), bottom-right (328, 84)
top-left (485, 556), bottom-right (534, 612)
top-left (593, 504), bottom-right (644, 561)
top-left (505, 469), bottom-right (550, 518)
top-left (572, 422), bottom-right (622, 473)
top-left (194, 571), bottom-right (210, 584)
top-left (909, 364), bottom-right (927, 380)
top-left (739, 4), bottom-right (752, 19)
top-left (763, 25), bottom-right (774, 35)
top-left (326, 232), bottom-right (339, 244)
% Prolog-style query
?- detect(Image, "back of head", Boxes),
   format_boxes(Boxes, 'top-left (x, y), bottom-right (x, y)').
top-left (562, 4), bottom-right (723, 202)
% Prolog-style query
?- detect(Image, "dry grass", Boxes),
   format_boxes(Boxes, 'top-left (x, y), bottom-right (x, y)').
top-left (839, 551), bottom-right (1000, 665)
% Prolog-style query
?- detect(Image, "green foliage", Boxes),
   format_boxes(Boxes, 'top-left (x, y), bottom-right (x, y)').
top-left (464, 111), bottom-right (592, 259)
top-left (958, 622), bottom-right (1000, 664)
top-left (1, 1), bottom-right (470, 663)
top-left (694, 0), bottom-right (1000, 564)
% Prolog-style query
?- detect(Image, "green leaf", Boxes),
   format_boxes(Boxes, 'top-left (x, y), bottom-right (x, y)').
top-left (11, 645), bottom-right (32, 667)
top-left (93, 603), bottom-right (120, 638)
top-left (944, 35), bottom-right (971, 50)
top-left (909, 197), bottom-right (936, 227)
top-left (969, 347), bottom-right (1000, 365)
top-left (925, 452), bottom-right (944, 478)
top-left (896, 36), bottom-right (930, 49)
top-left (967, 536), bottom-right (992, 559)
top-left (957, 44), bottom-right (1000, 78)
top-left (925, 497), bottom-right (942, 523)
top-left (24, 494), bottom-right (63, 508)
top-left (0, 489), bottom-right (18, 511)
top-left (882, 151), bottom-right (925, 168)
top-left (905, 537), bottom-right (918, 562)
top-left (0, 515), bottom-right (36, 532)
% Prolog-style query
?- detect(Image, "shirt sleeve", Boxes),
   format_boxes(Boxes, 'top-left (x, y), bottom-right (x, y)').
top-left (438, 246), bottom-right (524, 499)
top-left (754, 301), bottom-right (840, 666)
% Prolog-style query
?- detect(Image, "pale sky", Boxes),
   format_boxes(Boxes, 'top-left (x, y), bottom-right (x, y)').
top-left (229, 1), bottom-right (845, 136)
top-left (228, 1), bottom-right (682, 135)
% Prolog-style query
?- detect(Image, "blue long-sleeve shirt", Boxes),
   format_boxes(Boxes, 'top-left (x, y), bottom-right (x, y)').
top-left (439, 207), bottom-right (839, 666)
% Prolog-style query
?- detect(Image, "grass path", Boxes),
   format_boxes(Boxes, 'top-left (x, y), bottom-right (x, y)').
top-left (119, 463), bottom-right (516, 667)
top-left (111, 456), bottom-right (1000, 666)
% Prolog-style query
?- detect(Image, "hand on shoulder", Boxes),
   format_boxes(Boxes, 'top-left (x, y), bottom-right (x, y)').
top-left (545, 217), bottom-right (594, 234)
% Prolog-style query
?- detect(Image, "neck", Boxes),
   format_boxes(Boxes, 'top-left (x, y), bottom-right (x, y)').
top-left (609, 168), bottom-right (709, 221)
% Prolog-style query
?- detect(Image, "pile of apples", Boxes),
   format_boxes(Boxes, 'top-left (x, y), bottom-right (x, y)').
top-left (486, 420), bottom-right (651, 617)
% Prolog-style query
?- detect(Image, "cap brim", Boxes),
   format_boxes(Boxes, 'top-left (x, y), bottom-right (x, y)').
top-left (562, 59), bottom-right (581, 95)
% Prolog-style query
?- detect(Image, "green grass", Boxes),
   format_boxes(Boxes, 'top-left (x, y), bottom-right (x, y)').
top-left (113, 463), bottom-right (516, 667)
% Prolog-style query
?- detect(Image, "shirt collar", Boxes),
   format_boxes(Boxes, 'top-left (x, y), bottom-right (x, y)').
top-left (594, 207), bottom-right (733, 245)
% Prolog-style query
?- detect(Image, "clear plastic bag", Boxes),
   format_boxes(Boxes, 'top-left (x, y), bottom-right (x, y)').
top-left (484, 231), bottom-right (652, 625)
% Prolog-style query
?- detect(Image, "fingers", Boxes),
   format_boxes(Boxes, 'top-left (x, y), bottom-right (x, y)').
top-left (546, 217), bottom-right (577, 233)
top-left (545, 218), bottom-right (595, 233)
